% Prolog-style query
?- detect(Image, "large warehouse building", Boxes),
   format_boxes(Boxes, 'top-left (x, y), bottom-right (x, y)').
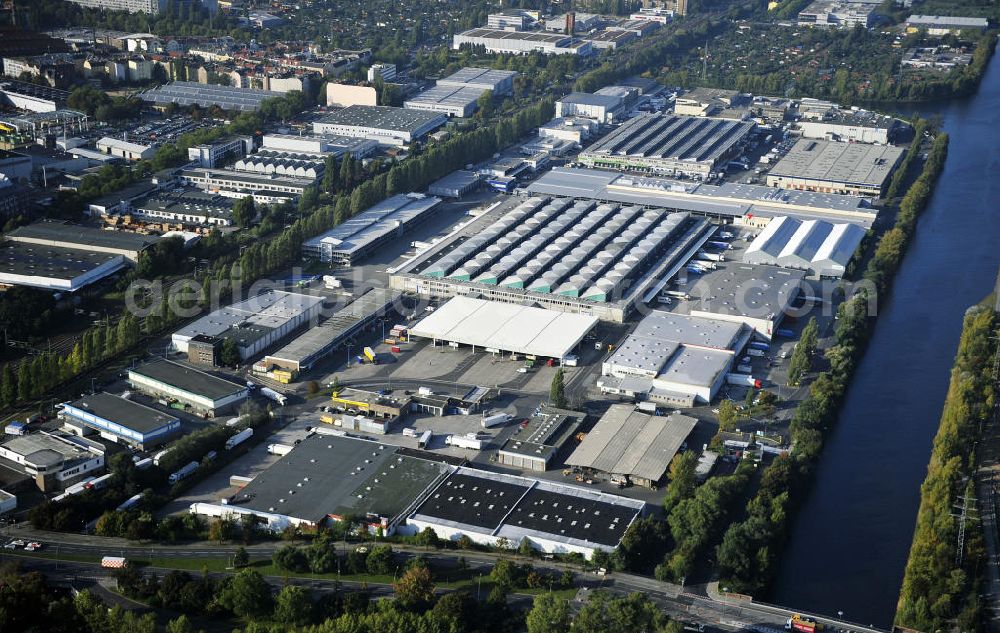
top-left (669, 262), bottom-right (806, 339)
top-left (527, 166), bottom-right (878, 227)
top-left (191, 434), bottom-right (452, 532)
top-left (390, 196), bottom-right (715, 322)
top-left (60, 392), bottom-right (181, 450)
top-left (172, 290), bottom-right (324, 360)
top-left (312, 106), bottom-right (447, 145)
top-left (565, 404), bottom-right (697, 488)
top-left (404, 85), bottom-right (486, 118)
top-left (598, 311), bottom-right (751, 406)
top-left (580, 114), bottom-right (756, 178)
top-left (302, 194), bottom-right (442, 265)
top-left (437, 67), bottom-right (518, 96)
top-left (409, 296), bottom-right (598, 362)
top-left (140, 82), bottom-right (284, 112)
top-left (0, 242), bottom-right (127, 292)
top-left (497, 406), bottom-right (586, 472)
top-left (453, 29), bottom-right (593, 56)
top-left (264, 288), bottom-right (402, 372)
top-left (407, 466), bottom-right (646, 558)
top-left (128, 359), bottom-right (249, 416)
top-left (6, 220), bottom-right (158, 262)
top-left (766, 139), bottom-right (905, 197)
top-left (743, 215), bottom-right (866, 278)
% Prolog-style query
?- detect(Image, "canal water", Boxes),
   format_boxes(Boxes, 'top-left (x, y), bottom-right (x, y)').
top-left (771, 53), bottom-right (1000, 625)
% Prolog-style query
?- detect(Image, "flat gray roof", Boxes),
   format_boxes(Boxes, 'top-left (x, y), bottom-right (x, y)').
top-left (266, 288), bottom-right (401, 368)
top-left (133, 189), bottom-right (235, 220)
top-left (317, 105), bottom-right (446, 133)
top-left (583, 114), bottom-right (754, 165)
top-left (129, 358), bottom-right (246, 401)
top-left (302, 193), bottom-right (441, 258)
top-left (459, 28), bottom-right (571, 43)
top-left (235, 434), bottom-right (450, 524)
top-left (498, 406), bottom-right (585, 460)
top-left (906, 14), bottom-right (988, 27)
top-left (565, 404), bottom-right (697, 482)
top-left (438, 67), bottom-right (518, 90)
top-left (179, 168), bottom-right (314, 189)
top-left (526, 167), bottom-right (877, 227)
top-left (768, 139), bottom-right (905, 188)
top-left (406, 85), bottom-right (484, 109)
top-left (64, 392), bottom-right (178, 434)
top-left (140, 81), bottom-right (283, 112)
top-left (173, 291), bottom-right (323, 343)
top-left (7, 220), bottom-right (159, 252)
top-left (558, 92), bottom-right (622, 108)
top-left (672, 262), bottom-right (806, 321)
top-left (0, 241), bottom-right (121, 280)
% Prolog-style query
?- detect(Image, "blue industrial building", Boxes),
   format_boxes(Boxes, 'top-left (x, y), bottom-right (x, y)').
top-left (60, 392), bottom-right (181, 450)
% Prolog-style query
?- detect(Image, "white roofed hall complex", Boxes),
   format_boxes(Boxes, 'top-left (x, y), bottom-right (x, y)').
top-left (390, 196), bottom-right (716, 322)
top-left (743, 216), bottom-right (866, 278)
top-left (408, 296), bottom-right (598, 362)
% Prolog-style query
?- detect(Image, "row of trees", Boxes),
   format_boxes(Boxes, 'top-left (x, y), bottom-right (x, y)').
top-left (715, 128), bottom-right (951, 594)
top-left (894, 307), bottom-right (997, 628)
top-left (884, 120), bottom-right (930, 202)
top-left (786, 317), bottom-right (819, 386)
top-left (526, 591), bottom-right (682, 633)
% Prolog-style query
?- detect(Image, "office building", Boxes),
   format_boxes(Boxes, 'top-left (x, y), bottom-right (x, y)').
top-left (0, 431), bottom-right (105, 493)
top-left (60, 392), bottom-right (181, 450)
top-left (128, 359), bottom-right (249, 416)
top-left (538, 116), bottom-right (599, 144)
top-left (795, 109), bottom-right (901, 144)
top-left (797, 1), bottom-right (876, 28)
top-left (674, 87), bottom-right (747, 117)
top-left (326, 83), bottom-right (378, 108)
top-left (312, 105), bottom-right (447, 145)
top-left (65, 0), bottom-right (161, 14)
top-left (581, 114), bottom-right (755, 178)
top-left (178, 168), bottom-right (314, 200)
top-left (131, 188), bottom-right (237, 227)
top-left (367, 63), bottom-right (397, 83)
top-left (766, 139), bottom-right (905, 197)
top-left (187, 137), bottom-right (253, 168)
top-left (487, 10), bottom-right (530, 30)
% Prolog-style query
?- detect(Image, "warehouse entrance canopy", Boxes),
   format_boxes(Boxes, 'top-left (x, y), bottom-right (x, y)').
top-left (409, 296), bottom-right (598, 360)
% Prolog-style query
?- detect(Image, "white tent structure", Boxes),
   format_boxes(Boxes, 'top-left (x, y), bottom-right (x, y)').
top-left (743, 216), bottom-right (865, 278)
top-left (409, 296), bottom-right (598, 360)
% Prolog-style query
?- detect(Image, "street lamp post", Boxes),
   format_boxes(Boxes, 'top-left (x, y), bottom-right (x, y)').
top-left (721, 587), bottom-right (729, 623)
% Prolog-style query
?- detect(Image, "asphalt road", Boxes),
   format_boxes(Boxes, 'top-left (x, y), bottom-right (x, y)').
top-left (1, 524), bottom-right (889, 633)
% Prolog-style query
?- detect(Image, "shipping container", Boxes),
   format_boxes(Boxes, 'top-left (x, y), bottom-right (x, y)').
top-left (563, 355), bottom-right (578, 367)
top-left (736, 364), bottom-right (753, 374)
top-left (391, 346), bottom-right (401, 353)
top-left (102, 556), bottom-right (128, 569)
top-left (417, 430), bottom-right (432, 449)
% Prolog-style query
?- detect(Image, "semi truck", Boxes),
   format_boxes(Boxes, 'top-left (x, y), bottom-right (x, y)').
top-left (267, 443), bottom-right (293, 456)
top-left (169, 461), bottom-right (199, 484)
top-left (446, 434), bottom-right (484, 450)
top-left (706, 240), bottom-right (733, 250)
top-left (786, 615), bottom-right (820, 633)
top-left (116, 494), bottom-right (142, 512)
top-left (226, 428), bottom-right (253, 450)
top-left (727, 373), bottom-right (762, 389)
top-left (417, 430), bottom-right (432, 449)
top-left (260, 387), bottom-right (288, 406)
top-left (225, 414), bottom-right (250, 427)
top-left (749, 341), bottom-right (770, 352)
top-left (152, 449), bottom-right (172, 466)
top-left (481, 413), bottom-right (511, 428)
top-left (696, 251), bottom-right (725, 262)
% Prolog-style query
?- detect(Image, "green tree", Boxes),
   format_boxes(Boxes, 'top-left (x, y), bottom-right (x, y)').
top-left (217, 569), bottom-right (272, 618)
top-left (165, 614), bottom-right (199, 633)
top-left (220, 338), bottom-right (240, 367)
top-left (393, 565), bottom-right (435, 610)
top-left (233, 546), bottom-right (249, 568)
top-left (1, 364), bottom-right (15, 408)
top-left (718, 399), bottom-right (739, 431)
top-left (16, 361), bottom-right (31, 402)
top-left (274, 585), bottom-right (314, 626)
top-left (366, 544), bottom-right (394, 575)
top-left (663, 452), bottom-right (698, 511)
top-left (232, 195), bottom-right (255, 228)
top-left (526, 593), bottom-right (571, 633)
top-left (518, 536), bottom-right (534, 557)
top-left (550, 368), bottom-right (567, 408)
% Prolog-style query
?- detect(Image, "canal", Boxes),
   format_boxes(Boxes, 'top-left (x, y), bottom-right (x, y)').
top-left (771, 51), bottom-right (1000, 626)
